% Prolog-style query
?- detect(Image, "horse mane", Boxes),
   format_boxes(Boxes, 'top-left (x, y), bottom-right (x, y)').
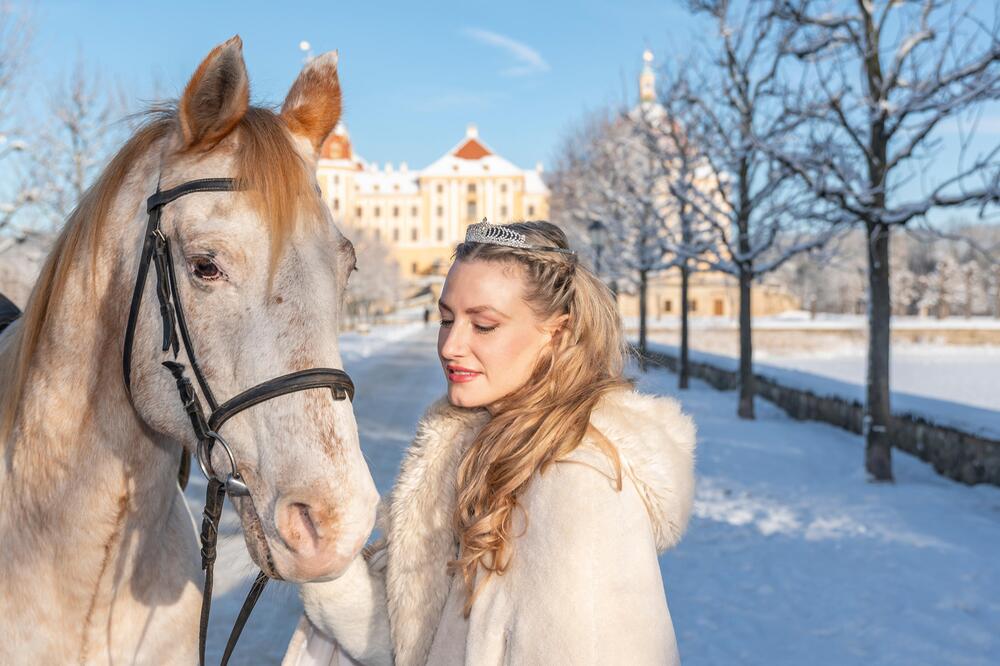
top-left (0, 104), bottom-right (322, 439)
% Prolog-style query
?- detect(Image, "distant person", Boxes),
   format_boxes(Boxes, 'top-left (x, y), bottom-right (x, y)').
top-left (285, 221), bottom-right (696, 666)
top-left (423, 306), bottom-right (430, 327)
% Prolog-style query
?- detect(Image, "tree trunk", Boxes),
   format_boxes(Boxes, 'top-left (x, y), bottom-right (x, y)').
top-left (679, 264), bottom-right (690, 389)
top-left (638, 269), bottom-right (648, 372)
top-left (738, 267), bottom-right (755, 419)
top-left (865, 221), bottom-right (894, 481)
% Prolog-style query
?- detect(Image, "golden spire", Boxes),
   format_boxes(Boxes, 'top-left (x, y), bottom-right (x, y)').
top-left (640, 49), bottom-right (655, 103)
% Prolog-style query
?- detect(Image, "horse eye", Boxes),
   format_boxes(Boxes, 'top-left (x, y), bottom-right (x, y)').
top-left (190, 257), bottom-right (223, 281)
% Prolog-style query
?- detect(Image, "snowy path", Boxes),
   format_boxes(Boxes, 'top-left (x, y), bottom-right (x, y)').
top-left (188, 325), bottom-right (1000, 665)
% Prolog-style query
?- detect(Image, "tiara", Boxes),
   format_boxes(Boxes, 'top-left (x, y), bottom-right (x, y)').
top-left (464, 219), bottom-right (576, 255)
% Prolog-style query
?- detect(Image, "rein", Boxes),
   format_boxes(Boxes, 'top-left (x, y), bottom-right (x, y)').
top-left (122, 178), bottom-right (355, 666)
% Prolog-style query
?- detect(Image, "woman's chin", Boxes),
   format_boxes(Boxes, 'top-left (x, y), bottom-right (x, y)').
top-left (447, 384), bottom-right (488, 409)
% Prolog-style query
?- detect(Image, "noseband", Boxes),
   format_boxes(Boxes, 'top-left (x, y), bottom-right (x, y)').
top-left (122, 178), bottom-right (356, 666)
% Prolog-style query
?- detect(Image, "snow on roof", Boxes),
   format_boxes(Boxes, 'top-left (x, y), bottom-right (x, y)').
top-left (421, 123), bottom-right (530, 178)
top-left (524, 169), bottom-right (548, 195)
top-left (353, 166), bottom-right (420, 195)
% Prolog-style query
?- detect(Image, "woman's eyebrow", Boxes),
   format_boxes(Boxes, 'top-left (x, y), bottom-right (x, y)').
top-left (466, 305), bottom-right (510, 319)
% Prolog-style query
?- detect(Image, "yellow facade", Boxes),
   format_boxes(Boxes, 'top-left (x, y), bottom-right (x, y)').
top-left (316, 123), bottom-right (548, 279)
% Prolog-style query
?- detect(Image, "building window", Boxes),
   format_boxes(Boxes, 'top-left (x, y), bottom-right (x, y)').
top-left (436, 184), bottom-right (444, 194)
top-left (393, 184), bottom-right (399, 192)
top-left (332, 198), bottom-right (339, 211)
top-left (466, 201), bottom-right (476, 221)
top-left (333, 175), bottom-right (339, 185)
top-left (355, 206), bottom-right (362, 218)
top-left (393, 228), bottom-right (400, 242)
top-left (373, 184), bottom-right (380, 193)
top-left (691, 299), bottom-right (698, 312)
top-left (714, 299), bottom-right (724, 316)
top-left (411, 228), bottom-right (418, 241)
top-left (467, 183), bottom-right (476, 194)
top-left (436, 227), bottom-right (444, 242)
top-left (500, 205), bottom-right (508, 218)
top-left (392, 206), bottom-right (399, 218)
top-left (452, 165), bottom-right (459, 172)
top-left (436, 205), bottom-right (444, 217)
top-left (411, 206), bottom-right (418, 216)
top-left (411, 262), bottom-right (418, 274)
top-left (664, 299), bottom-right (673, 313)
top-left (374, 206), bottom-right (381, 218)
top-left (527, 205), bottom-right (535, 217)
top-left (500, 183), bottom-right (507, 194)
top-left (483, 164), bottom-right (489, 172)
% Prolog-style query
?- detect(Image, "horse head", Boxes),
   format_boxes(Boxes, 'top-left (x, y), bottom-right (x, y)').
top-left (126, 37), bottom-right (377, 583)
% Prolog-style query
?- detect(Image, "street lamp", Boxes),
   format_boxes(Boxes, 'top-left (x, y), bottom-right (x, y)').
top-left (587, 219), bottom-right (606, 277)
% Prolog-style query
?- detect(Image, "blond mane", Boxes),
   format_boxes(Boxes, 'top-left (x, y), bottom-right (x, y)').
top-left (0, 104), bottom-right (322, 439)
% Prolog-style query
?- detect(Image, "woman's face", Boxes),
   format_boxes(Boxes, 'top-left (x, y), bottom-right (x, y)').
top-left (437, 259), bottom-right (561, 411)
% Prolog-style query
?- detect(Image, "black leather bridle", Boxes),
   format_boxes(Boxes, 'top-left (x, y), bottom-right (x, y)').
top-left (122, 177), bottom-right (356, 666)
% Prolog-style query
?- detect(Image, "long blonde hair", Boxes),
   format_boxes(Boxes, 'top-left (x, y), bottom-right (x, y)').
top-left (448, 221), bottom-right (632, 614)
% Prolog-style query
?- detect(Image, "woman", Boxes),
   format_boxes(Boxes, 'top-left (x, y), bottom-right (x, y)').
top-left (283, 221), bottom-right (696, 666)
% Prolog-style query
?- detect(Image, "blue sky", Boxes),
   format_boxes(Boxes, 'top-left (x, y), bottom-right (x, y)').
top-left (21, 1), bottom-right (1000, 225)
top-left (28, 0), bottom-right (707, 171)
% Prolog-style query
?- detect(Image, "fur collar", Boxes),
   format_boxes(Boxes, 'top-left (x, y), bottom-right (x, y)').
top-left (383, 390), bottom-right (696, 666)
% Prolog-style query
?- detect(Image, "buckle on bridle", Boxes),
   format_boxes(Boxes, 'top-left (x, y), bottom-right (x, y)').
top-left (197, 430), bottom-right (250, 497)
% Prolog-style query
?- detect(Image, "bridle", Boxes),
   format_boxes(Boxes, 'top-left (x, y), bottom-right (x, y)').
top-left (122, 177), bottom-right (356, 666)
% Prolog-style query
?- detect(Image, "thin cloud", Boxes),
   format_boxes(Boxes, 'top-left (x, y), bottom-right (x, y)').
top-left (462, 27), bottom-right (550, 77)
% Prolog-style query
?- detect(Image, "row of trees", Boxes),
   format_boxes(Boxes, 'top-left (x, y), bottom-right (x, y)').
top-left (780, 222), bottom-right (1000, 318)
top-left (550, 0), bottom-right (1000, 481)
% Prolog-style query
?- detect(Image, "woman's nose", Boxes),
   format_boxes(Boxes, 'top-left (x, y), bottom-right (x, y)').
top-left (440, 322), bottom-right (469, 359)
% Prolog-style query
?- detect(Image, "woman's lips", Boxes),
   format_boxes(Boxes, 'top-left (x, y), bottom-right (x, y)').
top-left (446, 365), bottom-right (481, 383)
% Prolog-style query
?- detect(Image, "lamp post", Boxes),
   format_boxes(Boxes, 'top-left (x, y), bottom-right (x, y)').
top-left (587, 219), bottom-right (606, 278)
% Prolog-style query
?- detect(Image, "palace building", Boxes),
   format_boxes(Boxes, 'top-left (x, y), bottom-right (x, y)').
top-left (316, 123), bottom-right (549, 279)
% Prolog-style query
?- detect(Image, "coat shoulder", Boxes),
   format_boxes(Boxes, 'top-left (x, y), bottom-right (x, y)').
top-left (568, 389), bottom-right (697, 552)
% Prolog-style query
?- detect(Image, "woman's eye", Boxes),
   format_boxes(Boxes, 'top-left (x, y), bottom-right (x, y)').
top-left (474, 324), bottom-right (498, 334)
top-left (439, 319), bottom-right (454, 328)
top-left (190, 257), bottom-right (224, 281)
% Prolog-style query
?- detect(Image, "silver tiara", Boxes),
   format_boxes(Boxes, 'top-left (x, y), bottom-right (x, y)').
top-left (464, 219), bottom-right (576, 255)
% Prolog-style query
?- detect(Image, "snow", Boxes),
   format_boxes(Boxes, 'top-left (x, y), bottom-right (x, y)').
top-left (644, 341), bottom-right (1000, 441)
top-left (625, 313), bottom-right (1000, 331)
top-left (641, 363), bottom-right (1000, 666)
top-left (187, 324), bottom-right (1000, 665)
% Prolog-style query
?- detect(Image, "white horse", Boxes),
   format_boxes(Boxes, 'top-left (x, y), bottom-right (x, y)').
top-left (0, 37), bottom-right (378, 663)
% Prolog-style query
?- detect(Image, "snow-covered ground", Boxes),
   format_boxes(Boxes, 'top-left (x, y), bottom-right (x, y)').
top-left (756, 343), bottom-right (1000, 413)
top-left (189, 324), bottom-right (1000, 665)
top-left (646, 341), bottom-right (1000, 440)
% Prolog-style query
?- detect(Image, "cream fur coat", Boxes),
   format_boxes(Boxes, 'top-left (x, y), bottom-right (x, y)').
top-left (283, 389), bottom-right (697, 666)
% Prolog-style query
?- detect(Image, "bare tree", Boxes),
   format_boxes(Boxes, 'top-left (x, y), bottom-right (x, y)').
top-left (342, 227), bottom-right (401, 328)
top-left (638, 3), bottom-right (839, 417)
top-left (29, 55), bottom-right (130, 230)
top-left (770, 0), bottom-right (1000, 480)
top-left (0, 3), bottom-right (34, 237)
top-left (549, 109), bottom-right (685, 370)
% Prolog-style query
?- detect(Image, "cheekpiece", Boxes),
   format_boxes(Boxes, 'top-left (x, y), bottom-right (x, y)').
top-left (464, 219), bottom-right (576, 255)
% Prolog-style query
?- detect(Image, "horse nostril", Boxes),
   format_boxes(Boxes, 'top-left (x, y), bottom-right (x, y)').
top-left (277, 500), bottom-right (327, 555)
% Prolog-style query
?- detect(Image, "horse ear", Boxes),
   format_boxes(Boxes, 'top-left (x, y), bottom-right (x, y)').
top-left (280, 51), bottom-right (342, 155)
top-left (179, 35), bottom-right (249, 150)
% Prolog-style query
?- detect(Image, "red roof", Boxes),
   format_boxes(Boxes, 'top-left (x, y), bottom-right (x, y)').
top-left (321, 133), bottom-right (352, 160)
top-left (453, 138), bottom-right (492, 160)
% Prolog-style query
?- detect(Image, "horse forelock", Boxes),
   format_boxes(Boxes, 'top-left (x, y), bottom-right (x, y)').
top-left (0, 103), bottom-right (326, 441)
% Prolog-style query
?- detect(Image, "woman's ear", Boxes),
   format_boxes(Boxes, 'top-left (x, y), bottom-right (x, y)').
top-left (547, 314), bottom-right (571, 341)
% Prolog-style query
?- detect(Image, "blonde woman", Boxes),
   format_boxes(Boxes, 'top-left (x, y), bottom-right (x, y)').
top-left (283, 221), bottom-right (697, 666)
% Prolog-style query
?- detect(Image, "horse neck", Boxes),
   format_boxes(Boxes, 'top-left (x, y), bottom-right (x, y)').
top-left (1, 170), bottom-right (181, 541)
